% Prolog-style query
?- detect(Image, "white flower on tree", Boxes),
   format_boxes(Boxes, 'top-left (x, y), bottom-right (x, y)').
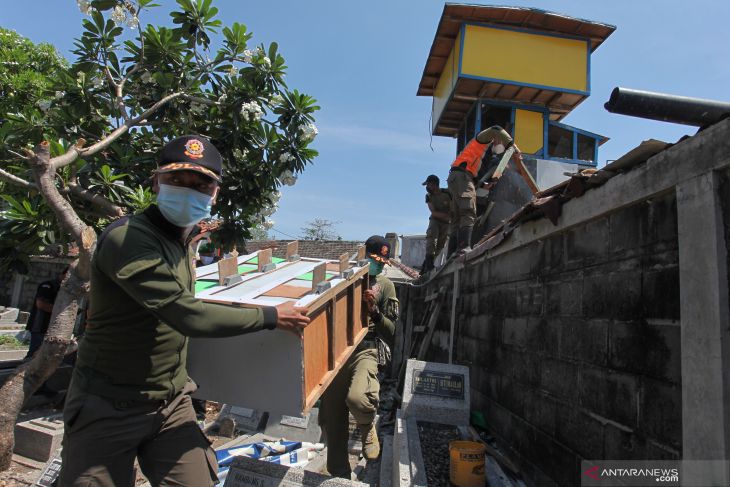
top-left (262, 219), bottom-right (275, 230)
top-left (260, 204), bottom-right (277, 217)
top-left (240, 101), bottom-right (263, 122)
top-left (242, 49), bottom-right (253, 63)
top-left (126, 16), bottom-right (139, 30)
top-left (278, 152), bottom-right (295, 163)
top-left (111, 6), bottom-right (127, 26)
top-left (227, 66), bottom-right (238, 76)
top-left (270, 94), bottom-right (284, 106)
top-left (299, 123), bottom-right (318, 143)
top-left (77, 0), bottom-right (93, 15)
top-left (92, 77), bottom-right (104, 89)
top-left (232, 148), bottom-right (249, 160)
top-left (140, 71), bottom-right (153, 83)
top-left (279, 169), bottom-right (297, 186)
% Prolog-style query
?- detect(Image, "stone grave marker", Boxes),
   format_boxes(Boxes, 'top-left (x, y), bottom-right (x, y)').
top-left (401, 359), bottom-right (470, 426)
top-left (217, 405), bottom-right (266, 434)
top-left (35, 455), bottom-right (62, 487)
top-left (15, 414), bottom-right (64, 462)
top-left (263, 408), bottom-right (321, 443)
top-left (223, 455), bottom-right (368, 487)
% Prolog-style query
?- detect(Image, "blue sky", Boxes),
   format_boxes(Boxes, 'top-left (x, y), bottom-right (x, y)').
top-left (3, 1), bottom-right (729, 240)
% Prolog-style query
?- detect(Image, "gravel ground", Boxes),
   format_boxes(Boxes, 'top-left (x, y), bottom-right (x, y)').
top-left (418, 421), bottom-right (461, 487)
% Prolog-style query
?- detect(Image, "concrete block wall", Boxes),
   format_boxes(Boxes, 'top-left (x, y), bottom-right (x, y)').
top-left (413, 192), bottom-right (681, 487)
top-left (0, 257), bottom-right (71, 313)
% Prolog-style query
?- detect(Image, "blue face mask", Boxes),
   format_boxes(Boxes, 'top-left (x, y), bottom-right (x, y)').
top-left (157, 184), bottom-right (213, 227)
top-left (368, 258), bottom-right (385, 276)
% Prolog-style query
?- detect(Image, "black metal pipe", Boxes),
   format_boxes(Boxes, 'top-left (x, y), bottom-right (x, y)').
top-left (604, 87), bottom-right (730, 127)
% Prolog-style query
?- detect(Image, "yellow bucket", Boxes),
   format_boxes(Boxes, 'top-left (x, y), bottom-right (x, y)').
top-left (449, 440), bottom-right (486, 487)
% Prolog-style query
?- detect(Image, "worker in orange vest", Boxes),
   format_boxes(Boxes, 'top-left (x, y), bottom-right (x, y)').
top-left (447, 125), bottom-right (521, 254)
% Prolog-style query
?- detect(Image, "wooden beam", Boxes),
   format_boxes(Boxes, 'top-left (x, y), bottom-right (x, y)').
top-left (338, 252), bottom-right (350, 274)
top-left (311, 262), bottom-right (327, 292)
top-left (513, 156), bottom-right (540, 194)
top-left (286, 241), bottom-right (299, 260)
top-left (257, 248), bottom-right (272, 273)
top-left (217, 256), bottom-right (238, 286)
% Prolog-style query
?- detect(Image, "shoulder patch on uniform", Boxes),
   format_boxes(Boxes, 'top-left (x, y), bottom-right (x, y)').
top-left (116, 256), bottom-right (163, 280)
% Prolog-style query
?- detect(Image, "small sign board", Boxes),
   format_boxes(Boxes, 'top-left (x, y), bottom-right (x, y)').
top-left (402, 359), bottom-right (470, 426)
top-left (218, 256), bottom-right (239, 286)
top-left (338, 252), bottom-right (349, 274)
top-left (257, 248), bottom-right (273, 273)
top-left (280, 413), bottom-right (310, 430)
top-left (225, 470), bottom-right (300, 487)
top-left (230, 406), bottom-right (255, 418)
top-left (286, 241), bottom-right (299, 260)
top-left (412, 370), bottom-right (465, 399)
top-left (35, 457), bottom-right (62, 487)
top-left (311, 262), bottom-right (327, 291)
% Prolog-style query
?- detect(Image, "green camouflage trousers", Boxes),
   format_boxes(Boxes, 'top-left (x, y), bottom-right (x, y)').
top-left (319, 348), bottom-right (379, 477)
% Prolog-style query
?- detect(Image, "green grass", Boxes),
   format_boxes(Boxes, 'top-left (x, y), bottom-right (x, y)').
top-left (0, 335), bottom-right (26, 349)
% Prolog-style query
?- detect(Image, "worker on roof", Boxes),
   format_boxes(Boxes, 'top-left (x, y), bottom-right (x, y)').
top-left (421, 174), bottom-right (451, 273)
top-left (447, 125), bottom-right (521, 255)
top-left (319, 235), bottom-right (400, 478)
top-left (58, 135), bottom-right (310, 487)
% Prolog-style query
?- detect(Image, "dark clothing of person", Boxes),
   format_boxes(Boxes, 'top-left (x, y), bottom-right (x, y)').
top-left (319, 274), bottom-right (399, 477)
top-left (25, 279), bottom-right (60, 358)
top-left (60, 205), bottom-right (278, 486)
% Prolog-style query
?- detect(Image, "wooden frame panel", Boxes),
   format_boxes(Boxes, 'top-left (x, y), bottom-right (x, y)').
top-left (188, 249), bottom-right (371, 415)
top-left (303, 307), bottom-right (329, 403)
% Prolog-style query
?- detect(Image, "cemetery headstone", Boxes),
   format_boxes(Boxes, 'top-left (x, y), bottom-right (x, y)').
top-left (217, 405), bottom-right (266, 434)
top-left (14, 414), bottom-right (64, 462)
top-left (223, 455), bottom-right (368, 487)
top-left (401, 359), bottom-right (470, 426)
top-left (263, 408), bottom-right (321, 443)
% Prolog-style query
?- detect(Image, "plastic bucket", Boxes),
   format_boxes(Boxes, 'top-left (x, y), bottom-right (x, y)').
top-left (449, 440), bottom-right (486, 487)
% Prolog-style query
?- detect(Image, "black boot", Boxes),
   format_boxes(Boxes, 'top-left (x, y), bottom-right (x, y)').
top-left (457, 226), bottom-right (473, 254)
top-left (421, 254), bottom-right (434, 273)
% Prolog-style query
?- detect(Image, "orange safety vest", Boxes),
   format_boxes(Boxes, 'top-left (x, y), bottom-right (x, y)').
top-left (450, 139), bottom-right (488, 177)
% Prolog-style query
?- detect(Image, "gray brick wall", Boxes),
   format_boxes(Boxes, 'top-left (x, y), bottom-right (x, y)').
top-left (0, 257), bottom-right (72, 313)
top-left (412, 192), bottom-right (681, 487)
top-left (244, 240), bottom-right (363, 261)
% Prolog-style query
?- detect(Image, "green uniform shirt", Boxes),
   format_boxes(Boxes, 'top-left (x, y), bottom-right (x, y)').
top-left (369, 273), bottom-right (399, 348)
top-left (75, 206), bottom-right (277, 402)
top-left (426, 189), bottom-right (451, 222)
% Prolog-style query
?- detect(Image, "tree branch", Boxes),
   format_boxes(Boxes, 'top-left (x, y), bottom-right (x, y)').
top-left (105, 66), bottom-right (130, 123)
top-left (31, 143), bottom-right (87, 242)
top-left (67, 182), bottom-right (124, 218)
top-left (0, 168), bottom-right (33, 190)
top-left (50, 91), bottom-right (185, 170)
top-left (182, 94), bottom-right (218, 106)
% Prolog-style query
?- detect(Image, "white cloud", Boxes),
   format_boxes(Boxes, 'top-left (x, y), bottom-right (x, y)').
top-left (318, 122), bottom-right (453, 155)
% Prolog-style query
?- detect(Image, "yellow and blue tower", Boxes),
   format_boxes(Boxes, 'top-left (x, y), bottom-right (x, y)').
top-left (418, 4), bottom-right (615, 189)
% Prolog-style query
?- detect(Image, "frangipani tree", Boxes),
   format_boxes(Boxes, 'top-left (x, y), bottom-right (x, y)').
top-left (0, 0), bottom-right (318, 468)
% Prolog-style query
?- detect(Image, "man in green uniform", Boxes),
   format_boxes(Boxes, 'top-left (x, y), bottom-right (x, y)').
top-left (58, 135), bottom-right (310, 487)
top-left (447, 125), bottom-right (519, 255)
top-left (319, 235), bottom-right (400, 478)
top-left (421, 174), bottom-right (451, 273)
